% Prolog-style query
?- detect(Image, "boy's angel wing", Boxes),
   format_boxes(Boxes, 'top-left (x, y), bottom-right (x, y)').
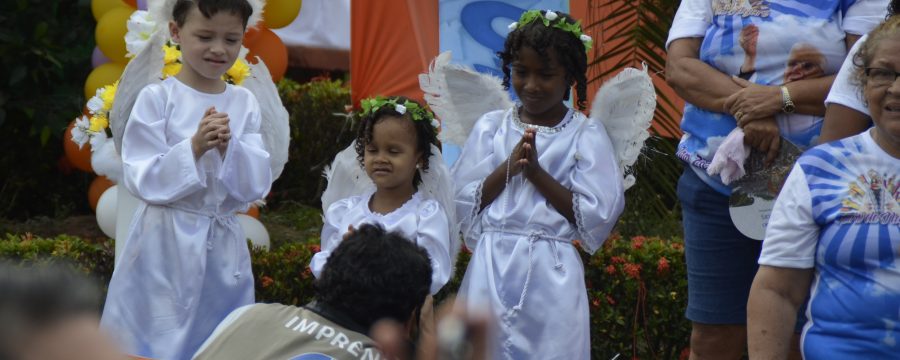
top-left (241, 57), bottom-right (291, 181)
top-left (109, 29), bottom-right (167, 154)
top-left (419, 51), bottom-right (513, 146)
top-left (419, 144), bottom-right (461, 267)
top-left (589, 64), bottom-right (656, 189)
top-left (321, 141), bottom-right (374, 213)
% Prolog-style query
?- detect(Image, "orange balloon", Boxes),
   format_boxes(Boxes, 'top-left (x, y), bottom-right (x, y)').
top-left (123, 0), bottom-right (137, 8)
top-left (88, 176), bottom-right (114, 211)
top-left (241, 205), bottom-right (260, 219)
top-left (243, 26), bottom-right (262, 46)
top-left (64, 120), bottom-right (93, 173)
top-left (245, 27), bottom-right (288, 82)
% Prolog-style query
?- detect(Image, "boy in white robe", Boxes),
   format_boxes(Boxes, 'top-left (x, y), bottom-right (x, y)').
top-left (100, 1), bottom-right (272, 359)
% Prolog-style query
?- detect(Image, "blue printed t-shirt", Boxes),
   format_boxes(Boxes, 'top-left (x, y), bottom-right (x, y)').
top-left (759, 130), bottom-right (900, 358)
top-left (666, 0), bottom-right (886, 194)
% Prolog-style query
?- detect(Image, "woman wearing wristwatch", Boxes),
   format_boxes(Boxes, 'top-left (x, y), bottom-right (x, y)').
top-left (664, 0), bottom-right (887, 358)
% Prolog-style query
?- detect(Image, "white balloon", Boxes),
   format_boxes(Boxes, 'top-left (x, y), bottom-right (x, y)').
top-left (236, 214), bottom-right (269, 250)
top-left (96, 186), bottom-right (118, 239)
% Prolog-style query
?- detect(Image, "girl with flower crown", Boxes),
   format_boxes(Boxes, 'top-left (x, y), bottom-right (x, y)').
top-left (311, 96), bottom-right (456, 297)
top-left (99, 1), bottom-right (276, 359)
top-left (448, 10), bottom-right (626, 359)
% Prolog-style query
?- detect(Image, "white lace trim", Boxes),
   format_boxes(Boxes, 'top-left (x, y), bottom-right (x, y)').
top-left (572, 192), bottom-right (593, 246)
top-left (469, 180), bottom-right (485, 225)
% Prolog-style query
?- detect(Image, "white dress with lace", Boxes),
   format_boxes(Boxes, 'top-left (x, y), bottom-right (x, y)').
top-left (452, 107), bottom-right (625, 359)
top-left (309, 190), bottom-right (453, 295)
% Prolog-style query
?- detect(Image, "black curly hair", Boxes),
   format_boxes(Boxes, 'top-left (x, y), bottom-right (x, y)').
top-left (354, 96), bottom-right (439, 187)
top-left (499, 10), bottom-right (589, 110)
top-left (314, 224), bottom-right (432, 331)
top-left (0, 261), bottom-right (101, 358)
top-left (173, 0), bottom-right (253, 28)
top-left (890, 0), bottom-right (900, 18)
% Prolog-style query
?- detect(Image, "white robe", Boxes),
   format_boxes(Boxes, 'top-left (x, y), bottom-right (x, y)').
top-left (309, 191), bottom-right (453, 294)
top-left (101, 77), bottom-right (273, 360)
top-left (452, 108), bottom-right (624, 359)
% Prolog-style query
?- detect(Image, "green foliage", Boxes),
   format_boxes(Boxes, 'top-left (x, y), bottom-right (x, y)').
top-left (583, 234), bottom-right (689, 360)
top-left (586, 0), bottom-right (684, 223)
top-left (0, 233), bottom-right (115, 290)
top-left (1, 227), bottom-right (690, 357)
top-left (271, 78), bottom-right (354, 209)
top-left (0, 0), bottom-right (95, 218)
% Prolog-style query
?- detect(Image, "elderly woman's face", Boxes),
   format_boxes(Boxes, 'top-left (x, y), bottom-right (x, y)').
top-left (864, 36), bottom-right (900, 144)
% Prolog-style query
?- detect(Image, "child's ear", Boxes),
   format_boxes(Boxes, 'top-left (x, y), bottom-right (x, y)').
top-left (169, 21), bottom-right (181, 44)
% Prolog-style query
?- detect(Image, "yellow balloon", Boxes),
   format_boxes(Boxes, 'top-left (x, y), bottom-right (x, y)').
top-left (91, 0), bottom-right (130, 22)
top-left (263, 0), bottom-right (302, 29)
top-left (84, 63), bottom-right (125, 100)
top-left (96, 7), bottom-right (134, 64)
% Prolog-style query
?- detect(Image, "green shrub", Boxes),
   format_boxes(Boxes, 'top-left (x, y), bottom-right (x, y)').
top-left (0, 0), bottom-right (96, 219)
top-left (271, 78), bottom-right (354, 209)
top-left (583, 234), bottom-right (690, 360)
top-left (0, 229), bottom-right (689, 357)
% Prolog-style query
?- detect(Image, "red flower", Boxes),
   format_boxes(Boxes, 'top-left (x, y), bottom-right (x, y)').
top-left (605, 265), bottom-right (617, 275)
top-left (308, 244), bottom-right (321, 253)
top-left (631, 236), bottom-right (646, 249)
top-left (572, 239), bottom-right (583, 249)
top-left (301, 267), bottom-right (312, 279)
top-left (610, 256), bottom-right (626, 264)
top-left (679, 347), bottom-right (691, 360)
top-left (591, 297), bottom-right (601, 308)
top-left (657, 257), bottom-right (671, 274)
top-left (261, 276), bottom-right (274, 288)
top-left (606, 295), bottom-right (616, 305)
top-left (623, 263), bottom-right (642, 279)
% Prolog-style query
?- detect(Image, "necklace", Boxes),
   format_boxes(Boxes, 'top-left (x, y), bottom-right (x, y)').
top-left (511, 105), bottom-right (573, 134)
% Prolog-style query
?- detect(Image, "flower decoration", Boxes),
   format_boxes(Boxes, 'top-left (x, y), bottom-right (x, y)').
top-left (124, 10), bottom-right (159, 58)
top-left (509, 9), bottom-right (594, 52)
top-left (359, 96), bottom-right (440, 133)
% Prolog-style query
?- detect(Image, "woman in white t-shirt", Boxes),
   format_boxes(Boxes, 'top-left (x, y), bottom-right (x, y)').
top-left (820, 1), bottom-right (899, 142)
top-left (748, 16), bottom-right (900, 359)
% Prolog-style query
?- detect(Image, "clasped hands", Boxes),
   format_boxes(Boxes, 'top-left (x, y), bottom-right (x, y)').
top-left (724, 76), bottom-right (783, 164)
top-left (507, 128), bottom-right (543, 180)
top-left (191, 106), bottom-right (231, 159)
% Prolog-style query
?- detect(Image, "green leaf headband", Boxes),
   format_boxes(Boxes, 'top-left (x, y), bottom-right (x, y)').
top-left (508, 9), bottom-right (593, 52)
top-left (360, 96), bottom-right (440, 131)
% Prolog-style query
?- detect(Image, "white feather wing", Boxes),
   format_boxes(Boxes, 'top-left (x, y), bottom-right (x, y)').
top-left (418, 144), bottom-right (461, 267)
top-left (320, 141), bottom-right (374, 213)
top-left (241, 57), bottom-right (291, 181)
top-left (419, 51), bottom-right (513, 146)
top-left (110, 29), bottom-right (166, 154)
top-left (589, 65), bottom-right (656, 189)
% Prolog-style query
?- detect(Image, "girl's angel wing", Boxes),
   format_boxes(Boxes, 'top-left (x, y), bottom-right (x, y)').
top-left (419, 51), bottom-right (513, 146)
top-left (320, 141), bottom-right (374, 213)
top-left (589, 64), bottom-right (656, 189)
top-left (419, 144), bottom-right (461, 267)
top-left (109, 29), bottom-right (167, 154)
top-left (240, 57), bottom-right (291, 181)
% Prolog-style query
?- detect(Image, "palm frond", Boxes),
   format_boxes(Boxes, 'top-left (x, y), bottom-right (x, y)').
top-left (585, 0), bottom-right (683, 224)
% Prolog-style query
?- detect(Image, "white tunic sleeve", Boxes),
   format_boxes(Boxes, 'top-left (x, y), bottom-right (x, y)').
top-left (122, 85), bottom-right (206, 204)
top-left (569, 121), bottom-right (625, 254)
top-left (416, 199), bottom-right (453, 294)
top-left (309, 198), bottom-right (353, 278)
top-left (219, 90), bottom-right (272, 203)
top-left (450, 110), bottom-right (502, 250)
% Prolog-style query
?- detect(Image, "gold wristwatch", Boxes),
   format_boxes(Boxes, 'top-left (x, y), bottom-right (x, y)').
top-left (780, 86), bottom-right (795, 114)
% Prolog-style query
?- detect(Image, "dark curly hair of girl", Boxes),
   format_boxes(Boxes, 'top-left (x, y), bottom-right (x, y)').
top-left (499, 10), bottom-right (589, 110)
top-left (354, 96), bottom-right (439, 187)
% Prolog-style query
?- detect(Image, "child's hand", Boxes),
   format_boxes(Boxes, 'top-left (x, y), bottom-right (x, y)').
top-left (521, 129), bottom-right (542, 179)
top-left (507, 128), bottom-right (539, 177)
top-left (191, 107), bottom-right (230, 158)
